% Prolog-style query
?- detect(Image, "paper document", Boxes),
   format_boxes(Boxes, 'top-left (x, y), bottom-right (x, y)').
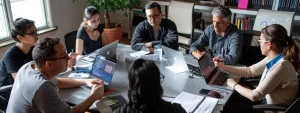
top-left (130, 51), bottom-right (150, 57)
top-left (194, 97), bottom-right (218, 113)
top-left (172, 92), bottom-right (204, 113)
top-left (68, 73), bottom-right (90, 78)
top-left (139, 54), bottom-right (160, 61)
top-left (166, 66), bottom-right (188, 74)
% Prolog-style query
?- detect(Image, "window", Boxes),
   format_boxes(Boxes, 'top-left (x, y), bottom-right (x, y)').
top-left (0, 0), bottom-right (48, 41)
top-left (0, 0), bottom-right (9, 39)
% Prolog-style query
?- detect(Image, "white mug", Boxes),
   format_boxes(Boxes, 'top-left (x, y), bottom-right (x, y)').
top-left (117, 49), bottom-right (126, 62)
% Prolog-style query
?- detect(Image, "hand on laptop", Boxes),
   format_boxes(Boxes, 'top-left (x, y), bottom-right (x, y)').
top-left (192, 50), bottom-right (206, 59)
top-left (85, 79), bottom-right (103, 87)
top-left (90, 81), bottom-right (104, 100)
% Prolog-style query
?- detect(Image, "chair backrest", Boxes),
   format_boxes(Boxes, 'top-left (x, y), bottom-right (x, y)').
top-left (0, 85), bottom-right (13, 111)
top-left (64, 30), bottom-right (77, 53)
top-left (285, 98), bottom-right (300, 113)
top-left (239, 31), bottom-right (264, 66)
top-left (168, 1), bottom-right (195, 36)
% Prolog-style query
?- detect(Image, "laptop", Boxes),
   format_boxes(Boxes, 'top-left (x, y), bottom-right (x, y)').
top-left (198, 53), bottom-right (229, 87)
top-left (81, 55), bottom-right (117, 92)
top-left (162, 46), bottom-right (189, 73)
top-left (81, 40), bottom-right (119, 62)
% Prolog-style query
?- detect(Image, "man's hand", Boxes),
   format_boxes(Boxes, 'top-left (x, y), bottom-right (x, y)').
top-left (68, 52), bottom-right (79, 67)
top-left (84, 79), bottom-right (103, 87)
top-left (90, 80), bottom-right (104, 101)
top-left (226, 78), bottom-right (237, 88)
top-left (145, 42), bottom-right (152, 48)
top-left (192, 50), bottom-right (206, 59)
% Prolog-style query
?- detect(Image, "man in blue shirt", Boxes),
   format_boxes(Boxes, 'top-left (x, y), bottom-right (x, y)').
top-left (190, 6), bottom-right (243, 65)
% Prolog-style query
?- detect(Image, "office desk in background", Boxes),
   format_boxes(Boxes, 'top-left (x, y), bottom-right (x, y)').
top-left (58, 44), bottom-right (239, 113)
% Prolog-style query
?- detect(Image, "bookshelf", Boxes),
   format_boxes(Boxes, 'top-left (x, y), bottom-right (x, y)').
top-left (149, 0), bottom-right (300, 37)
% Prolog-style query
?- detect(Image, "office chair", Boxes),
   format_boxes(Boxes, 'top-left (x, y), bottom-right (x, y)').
top-left (0, 85), bottom-right (13, 112)
top-left (252, 78), bottom-right (300, 112)
top-left (239, 30), bottom-right (264, 66)
top-left (64, 30), bottom-right (77, 53)
top-left (167, 1), bottom-right (205, 47)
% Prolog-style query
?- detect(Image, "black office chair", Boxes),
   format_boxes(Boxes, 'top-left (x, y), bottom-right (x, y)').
top-left (0, 85), bottom-right (13, 112)
top-left (64, 30), bottom-right (77, 53)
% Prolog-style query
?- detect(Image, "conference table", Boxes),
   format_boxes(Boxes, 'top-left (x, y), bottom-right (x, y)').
top-left (58, 44), bottom-right (240, 113)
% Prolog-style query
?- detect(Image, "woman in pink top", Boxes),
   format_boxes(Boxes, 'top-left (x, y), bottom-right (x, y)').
top-left (215, 24), bottom-right (300, 113)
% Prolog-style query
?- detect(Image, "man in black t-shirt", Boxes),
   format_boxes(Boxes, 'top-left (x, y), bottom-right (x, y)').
top-left (0, 45), bottom-right (34, 87)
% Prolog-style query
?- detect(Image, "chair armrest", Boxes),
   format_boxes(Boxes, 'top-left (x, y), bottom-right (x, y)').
top-left (244, 78), bottom-right (260, 84)
top-left (0, 85), bottom-right (13, 93)
top-left (253, 104), bottom-right (289, 111)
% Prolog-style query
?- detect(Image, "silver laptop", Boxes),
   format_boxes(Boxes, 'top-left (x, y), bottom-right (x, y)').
top-left (162, 46), bottom-right (189, 73)
top-left (82, 40), bottom-right (119, 61)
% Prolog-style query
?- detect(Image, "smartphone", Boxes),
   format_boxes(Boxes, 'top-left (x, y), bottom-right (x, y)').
top-left (199, 89), bottom-right (210, 95)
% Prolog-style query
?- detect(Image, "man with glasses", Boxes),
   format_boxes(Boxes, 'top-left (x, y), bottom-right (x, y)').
top-left (131, 2), bottom-right (179, 51)
top-left (7, 38), bottom-right (104, 113)
top-left (190, 6), bottom-right (243, 65)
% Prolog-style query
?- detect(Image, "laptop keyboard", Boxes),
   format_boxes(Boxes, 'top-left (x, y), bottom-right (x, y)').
top-left (212, 72), bottom-right (228, 86)
top-left (187, 64), bottom-right (201, 77)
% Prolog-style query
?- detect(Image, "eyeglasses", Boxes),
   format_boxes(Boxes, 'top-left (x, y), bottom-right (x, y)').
top-left (147, 14), bottom-right (160, 19)
top-left (160, 73), bottom-right (165, 83)
top-left (258, 39), bottom-right (270, 43)
top-left (24, 30), bottom-right (38, 36)
top-left (47, 54), bottom-right (68, 61)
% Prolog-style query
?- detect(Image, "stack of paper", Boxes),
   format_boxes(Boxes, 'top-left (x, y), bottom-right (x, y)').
top-left (172, 92), bottom-right (204, 113)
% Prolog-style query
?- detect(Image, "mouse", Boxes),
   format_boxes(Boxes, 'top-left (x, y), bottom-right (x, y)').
top-left (208, 90), bottom-right (221, 99)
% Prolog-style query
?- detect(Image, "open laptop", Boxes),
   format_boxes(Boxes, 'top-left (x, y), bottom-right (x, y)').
top-left (162, 46), bottom-right (189, 73)
top-left (198, 53), bottom-right (230, 87)
top-left (81, 40), bottom-right (119, 62)
top-left (81, 55), bottom-right (117, 92)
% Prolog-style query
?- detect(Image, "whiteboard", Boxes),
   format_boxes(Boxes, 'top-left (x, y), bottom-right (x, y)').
top-left (253, 9), bottom-right (295, 36)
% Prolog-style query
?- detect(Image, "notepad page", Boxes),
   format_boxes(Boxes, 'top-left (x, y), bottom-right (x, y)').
top-left (194, 97), bottom-right (218, 113)
top-left (172, 92), bottom-right (204, 113)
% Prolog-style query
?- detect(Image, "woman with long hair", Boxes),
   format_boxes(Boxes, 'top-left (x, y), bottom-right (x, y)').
top-left (114, 59), bottom-right (186, 113)
top-left (76, 6), bottom-right (107, 55)
top-left (214, 24), bottom-right (300, 113)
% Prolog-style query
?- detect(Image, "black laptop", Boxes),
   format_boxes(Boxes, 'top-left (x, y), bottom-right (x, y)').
top-left (198, 53), bottom-right (229, 86)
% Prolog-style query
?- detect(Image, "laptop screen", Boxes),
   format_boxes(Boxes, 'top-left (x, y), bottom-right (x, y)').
top-left (91, 55), bottom-right (116, 85)
top-left (198, 53), bottom-right (215, 79)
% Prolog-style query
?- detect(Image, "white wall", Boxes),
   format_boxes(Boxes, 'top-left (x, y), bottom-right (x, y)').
top-left (0, 0), bottom-right (88, 58)
top-left (46, 0), bottom-right (88, 46)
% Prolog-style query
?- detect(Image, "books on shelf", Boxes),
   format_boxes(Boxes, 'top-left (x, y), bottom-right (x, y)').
top-left (278, 0), bottom-right (300, 14)
top-left (234, 17), bottom-right (255, 30)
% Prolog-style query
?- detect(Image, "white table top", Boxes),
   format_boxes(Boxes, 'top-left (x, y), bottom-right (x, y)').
top-left (58, 44), bottom-right (239, 113)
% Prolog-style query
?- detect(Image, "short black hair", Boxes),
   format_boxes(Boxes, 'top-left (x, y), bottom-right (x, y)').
top-left (11, 18), bottom-right (34, 42)
top-left (32, 38), bottom-right (60, 68)
top-left (145, 2), bottom-right (161, 13)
